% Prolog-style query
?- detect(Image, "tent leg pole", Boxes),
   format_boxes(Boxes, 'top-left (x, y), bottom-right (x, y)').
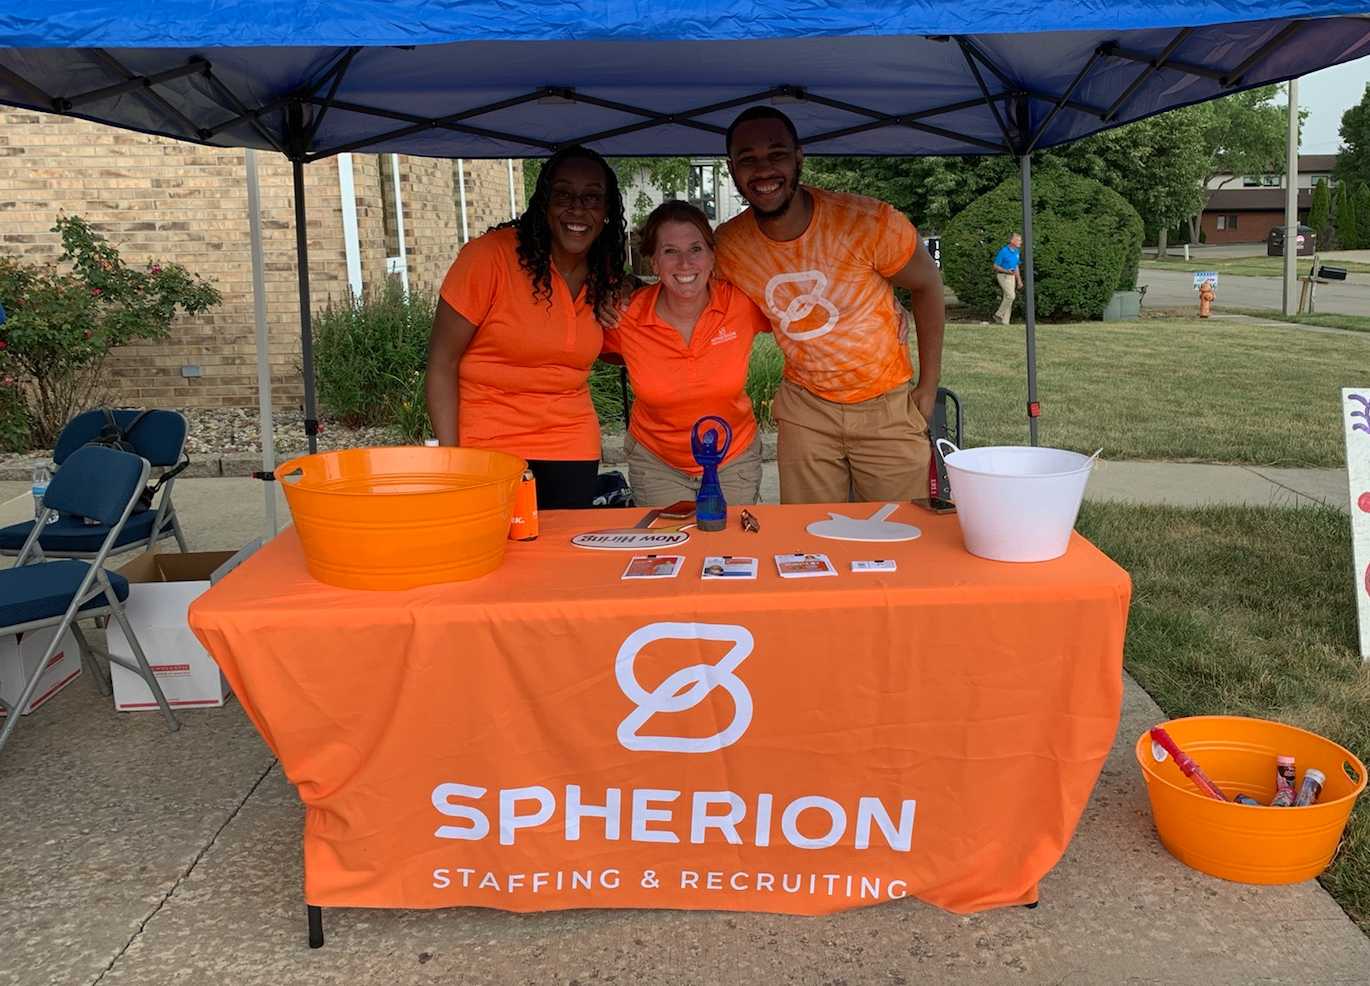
top-left (1019, 153), bottom-right (1040, 447)
top-left (293, 158), bottom-right (319, 456)
top-left (245, 149), bottom-right (278, 538)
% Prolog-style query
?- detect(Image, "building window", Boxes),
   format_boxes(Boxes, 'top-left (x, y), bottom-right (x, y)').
top-left (687, 161), bottom-right (719, 221)
top-left (1242, 175), bottom-right (1262, 187)
top-left (1216, 214), bottom-right (1239, 231)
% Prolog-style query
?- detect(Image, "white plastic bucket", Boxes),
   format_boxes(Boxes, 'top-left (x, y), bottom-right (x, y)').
top-left (936, 439), bottom-right (1100, 563)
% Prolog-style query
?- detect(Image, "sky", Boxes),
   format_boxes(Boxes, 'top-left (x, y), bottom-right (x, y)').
top-left (1299, 55), bottom-right (1370, 155)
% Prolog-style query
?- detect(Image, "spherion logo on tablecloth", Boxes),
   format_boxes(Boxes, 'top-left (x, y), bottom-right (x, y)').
top-left (615, 622), bottom-right (753, 754)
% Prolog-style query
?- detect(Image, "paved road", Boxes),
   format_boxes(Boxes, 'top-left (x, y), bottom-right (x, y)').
top-left (1138, 267), bottom-right (1370, 315)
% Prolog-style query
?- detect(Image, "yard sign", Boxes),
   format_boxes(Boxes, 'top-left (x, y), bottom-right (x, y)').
top-left (1191, 272), bottom-right (1219, 290)
top-left (1345, 389), bottom-right (1370, 660)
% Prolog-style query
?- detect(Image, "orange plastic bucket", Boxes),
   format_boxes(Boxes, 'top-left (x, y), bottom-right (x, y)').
top-left (1135, 716), bottom-right (1365, 884)
top-left (276, 446), bottom-right (526, 591)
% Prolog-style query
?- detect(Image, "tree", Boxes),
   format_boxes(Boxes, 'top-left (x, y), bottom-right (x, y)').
top-left (1188, 86), bottom-right (1289, 242)
top-left (1334, 83), bottom-right (1370, 191)
top-left (1050, 108), bottom-right (1209, 258)
top-left (805, 155), bottom-right (1013, 233)
top-left (1356, 184), bottom-right (1370, 252)
top-left (942, 167), bottom-right (1143, 320)
top-left (1308, 177), bottom-right (1332, 244)
top-left (1336, 182), bottom-right (1359, 249)
top-left (0, 216), bottom-right (220, 445)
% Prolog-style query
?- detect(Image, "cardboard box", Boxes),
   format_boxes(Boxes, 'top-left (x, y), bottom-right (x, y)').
top-left (0, 626), bottom-right (81, 716)
top-left (107, 549), bottom-right (249, 712)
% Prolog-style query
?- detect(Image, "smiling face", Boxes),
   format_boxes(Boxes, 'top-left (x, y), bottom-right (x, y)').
top-left (545, 156), bottom-right (608, 261)
top-left (727, 117), bottom-right (804, 220)
top-left (650, 219), bottom-right (715, 306)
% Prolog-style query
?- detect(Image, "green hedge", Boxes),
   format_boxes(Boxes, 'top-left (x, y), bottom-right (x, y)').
top-left (313, 280), bottom-right (435, 440)
top-left (943, 168), bottom-right (1143, 320)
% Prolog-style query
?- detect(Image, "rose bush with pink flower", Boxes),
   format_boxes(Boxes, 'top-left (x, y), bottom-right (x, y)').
top-left (0, 215), bottom-right (220, 447)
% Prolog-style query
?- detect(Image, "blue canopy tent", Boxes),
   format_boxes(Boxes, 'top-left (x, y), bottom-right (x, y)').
top-left (3, 1), bottom-right (1370, 454)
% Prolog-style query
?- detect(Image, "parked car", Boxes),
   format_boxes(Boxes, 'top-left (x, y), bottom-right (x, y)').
top-left (1267, 224), bottom-right (1317, 257)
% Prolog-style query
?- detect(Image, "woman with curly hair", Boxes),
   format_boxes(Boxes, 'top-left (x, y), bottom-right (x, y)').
top-left (427, 145), bottom-right (628, 509)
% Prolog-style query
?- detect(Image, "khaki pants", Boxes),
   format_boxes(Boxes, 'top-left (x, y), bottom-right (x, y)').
top-left (773, 379), bottom-right (931, 504)
top-left (624, 433), bottom-right (763, 507)
top-left (995, 273), bottom-right (1017, 324)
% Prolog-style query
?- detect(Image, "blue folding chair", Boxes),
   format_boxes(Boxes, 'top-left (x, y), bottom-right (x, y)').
top-left (0, 446), bottom-right (179, 754)
top-left (0, 409), bottom-right (191, 559)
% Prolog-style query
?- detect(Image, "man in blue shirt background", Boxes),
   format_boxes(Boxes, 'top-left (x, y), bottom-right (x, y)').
top-left (992, 233), bottom-right (1023, 325)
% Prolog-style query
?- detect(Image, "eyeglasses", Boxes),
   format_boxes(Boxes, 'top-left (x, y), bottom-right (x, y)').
top-left (549, 189), bottom-right (606, 211)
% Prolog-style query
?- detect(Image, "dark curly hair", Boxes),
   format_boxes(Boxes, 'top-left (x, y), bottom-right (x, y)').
top-left (503, 145), bottom-right (628, 324)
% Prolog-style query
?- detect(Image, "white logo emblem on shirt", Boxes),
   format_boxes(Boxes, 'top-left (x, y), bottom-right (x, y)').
top-left (764, 270), bottom-right (840, 341)
top-left (711, 327), bottom-right (738, 346)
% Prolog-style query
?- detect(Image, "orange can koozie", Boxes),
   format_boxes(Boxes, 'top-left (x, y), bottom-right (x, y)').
top-left (509, 470), bottom-right (539, 541)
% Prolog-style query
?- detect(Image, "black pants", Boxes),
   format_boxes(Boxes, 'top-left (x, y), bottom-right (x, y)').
top-left (528, 459), bottom-right (599, 510)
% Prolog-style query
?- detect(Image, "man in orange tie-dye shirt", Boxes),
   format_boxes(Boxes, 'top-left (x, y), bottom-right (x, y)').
top-left (716, 106), bottom-right (946, 504)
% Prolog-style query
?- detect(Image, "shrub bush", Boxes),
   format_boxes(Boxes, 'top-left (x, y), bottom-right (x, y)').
top-left (313, 280), bottom-right (436, 439)
top-left (0, 376), bottom-right (29, 452)
top-left (942, 168), bottom-right (1144, 321)
top-left (0, 215), bottom-right (221, 447)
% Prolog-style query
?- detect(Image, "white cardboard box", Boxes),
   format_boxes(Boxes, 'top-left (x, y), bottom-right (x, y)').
top-left (0, 626), bottom-right (81, 716)
top-left (107, 550), bottom-right (244, 711)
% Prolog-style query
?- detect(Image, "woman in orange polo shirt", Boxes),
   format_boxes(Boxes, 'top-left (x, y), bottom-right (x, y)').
top-left (603, 200), bottom-right (771, 507)
top-left (426, 146), bottom-right (629, 509)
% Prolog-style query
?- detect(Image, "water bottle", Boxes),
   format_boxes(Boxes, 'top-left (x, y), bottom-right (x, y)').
top-left (32, 463), bottom-right (53, 523)
top-left (691, 415), bottom-right (733, 533)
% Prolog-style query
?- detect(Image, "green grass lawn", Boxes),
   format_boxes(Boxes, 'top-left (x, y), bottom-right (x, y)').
top-left (1077, 501), bottom-right (1370, 932)
top-left (592, 317), bottom-right (1365, 467)
top-left (1142, 256), bottom-right (1370, 278)
top-left (939, 318), bottom-right (1367, 467)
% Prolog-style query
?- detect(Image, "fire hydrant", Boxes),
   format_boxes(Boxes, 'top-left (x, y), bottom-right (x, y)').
top-left (1198, 279), bottom-right (1215, 318)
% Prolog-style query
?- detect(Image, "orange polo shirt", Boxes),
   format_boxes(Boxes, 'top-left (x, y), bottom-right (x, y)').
top-left (715, 186), bottom-right (919, 404)
top-left (602, 279), bottom-right (770, 473)
top-left (439, 227), bottom-right (602, 461)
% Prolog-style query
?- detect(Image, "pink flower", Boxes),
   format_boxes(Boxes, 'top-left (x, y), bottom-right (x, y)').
top-left (150, 264), bottom-right (162, 274)
top-left (90, 287), bottom-right (102, 296)
top-left (0, 340), bottom-right (7, 351)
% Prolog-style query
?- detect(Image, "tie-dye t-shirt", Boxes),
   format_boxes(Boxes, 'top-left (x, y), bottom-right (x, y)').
top-left (715, 187), bottom-right (919, 404)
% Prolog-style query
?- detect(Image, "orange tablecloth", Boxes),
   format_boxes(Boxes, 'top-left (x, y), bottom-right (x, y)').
top-left (190, 503), bottom-right (1130, 916)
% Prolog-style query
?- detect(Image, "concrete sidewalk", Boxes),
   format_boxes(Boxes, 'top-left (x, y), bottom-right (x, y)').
top-left (0, 462), bottom-right (1364, 986)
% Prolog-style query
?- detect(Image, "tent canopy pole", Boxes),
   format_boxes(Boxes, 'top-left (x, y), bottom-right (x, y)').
top-left (1017, 95), bottom-right (1040, 447)
top-left (244, 147), bottom-right (277, 537)
top-left (290, 102), bottom-right (319, 456)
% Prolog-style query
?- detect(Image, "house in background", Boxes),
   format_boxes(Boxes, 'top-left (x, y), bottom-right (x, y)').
top-left (619, 158), bottom-right (747, 269)
top-left (1, 110), bottom-right (523, 409)
top-left (1200, 153), bottom-right (1337, 245)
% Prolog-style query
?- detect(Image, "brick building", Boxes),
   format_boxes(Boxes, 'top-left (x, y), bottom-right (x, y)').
top-left (0, 110), bottom-right (524, 408)
top-left (1199, 153), bottom-right (1336, 245)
